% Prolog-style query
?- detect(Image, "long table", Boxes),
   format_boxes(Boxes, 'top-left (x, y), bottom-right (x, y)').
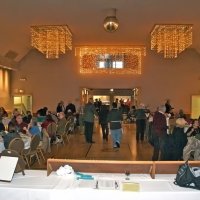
top-left (0, 170), bottom-right (199, 200)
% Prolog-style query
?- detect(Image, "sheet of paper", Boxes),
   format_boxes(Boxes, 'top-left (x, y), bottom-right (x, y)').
top-left (0, 156), bottom-right (18, 182)
top-left (97, 179), bottom-right (119, 190)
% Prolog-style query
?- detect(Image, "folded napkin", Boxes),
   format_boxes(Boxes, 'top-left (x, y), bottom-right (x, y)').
top-left (56, 165), bottom-right (74, 176)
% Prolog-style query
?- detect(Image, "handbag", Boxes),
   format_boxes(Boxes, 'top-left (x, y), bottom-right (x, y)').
top-left (174, 160), bottom-right (200, 190)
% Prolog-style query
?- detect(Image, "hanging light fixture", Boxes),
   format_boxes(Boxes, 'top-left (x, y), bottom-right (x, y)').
top-left (103, 9), bottom-right (119, 32)
top-left (31, 25), bottom-right (72, 59)
top-left (151, 24), bottom-right (193, 58)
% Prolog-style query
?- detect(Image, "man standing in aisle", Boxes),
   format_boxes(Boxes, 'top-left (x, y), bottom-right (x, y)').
top-left (152, 105), bottom-right (168, 161)
top-left (83, 98), bottom-right (97, 143)
top-left (107, 102), bottom-right (123, 148)
top-left (135, 103), bottom-right (147, 142)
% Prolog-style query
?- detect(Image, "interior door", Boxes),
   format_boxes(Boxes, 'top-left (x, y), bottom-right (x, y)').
top-left (191, 95), bottom-right (200, 119)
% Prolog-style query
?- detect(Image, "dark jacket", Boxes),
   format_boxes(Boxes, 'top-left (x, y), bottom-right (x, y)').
top-left (83, 102), bottom-right (96, 123)
top-left (172, 127), bottom-right (187, 160)
top-left (107, 108), bottom-right (122, 130)
top-left (65, 103), bottom-right (76, 114)
top-left (152, 111), bottom-right (168, 136)
top-left (99, 106), bottom-right (109, 124)
top-left (0, 122), bottom-right (5, 132)
top-left (135, 109), bottom-right (146, 120)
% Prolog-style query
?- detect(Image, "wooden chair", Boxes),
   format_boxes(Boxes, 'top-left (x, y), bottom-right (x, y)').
top-left (8, 138), bottom-right (24, 155)
top-left (67, 116), bottom-right (75, 134)
top-left (56, 121), bottom-right (68, 146)
top-left (1, 149), bottom-right (26, 175)
top-left (63, 121), bottom-right (72, 143)
top-left (47, 122), bottom-right (57, 140)
top-left (22, 135), bottom-right (41, 168)
top-left (47, 122), bottom-right (58, 149)
top-left (61, 120), bottom-right (71, 144)
top-left (37, 141), bottom-right (46, 161)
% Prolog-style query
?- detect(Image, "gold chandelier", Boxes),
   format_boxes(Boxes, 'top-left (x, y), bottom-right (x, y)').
top-left (151, 24), bottom-right (192, 58)
top-left (75, 46), bottom-right (146, 74)
top-left (31, 25), bottom-right (72, 59)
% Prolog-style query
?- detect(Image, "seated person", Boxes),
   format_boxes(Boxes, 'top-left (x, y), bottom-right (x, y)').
top-left (9, 108), bottom-right (20, 124)
top-left (23, 111), bottom-right (32, 124)
top-left (0, 121), bottom-right (5, 132)
top-left (65, 109), bottom-right (73, 119)
top-left (14, 114), bottom-right (28, 134)
top-left (41, 114), bottom-right (55, 153)
top-left (47, 111), bottom-right (58, 123)
top-left (41, 115), bottom-right (55, 132)
top-left (186, 119), bottom-right (200, 137)
top-left (28, 117), bottom-right (41, 138)
top-left (0, 107), bottom-right (8, 120)
top-left (183, 119), bottom-right (200, 160)
top-left (56, 112), bottom-right (67, 136)
top-left (37, 112), bottom-right (46, 124)
top-left (3, 122), bottom-right (20, 149)
top-left (36, 107), bottom-right (48, 116)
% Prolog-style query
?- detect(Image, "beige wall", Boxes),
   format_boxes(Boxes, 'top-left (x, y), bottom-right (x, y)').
top-left (0, 68), bottom-right (12, 111)
top-left (11, 48), bottom-right (200, 114)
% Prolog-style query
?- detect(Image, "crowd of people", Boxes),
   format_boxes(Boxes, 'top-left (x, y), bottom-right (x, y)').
top-left (137, 100), bottom-right (200, 161)
top-left (1, 97), bottom-right (200, 162)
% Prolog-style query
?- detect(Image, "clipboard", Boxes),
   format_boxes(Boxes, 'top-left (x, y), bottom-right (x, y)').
top-left (0, 156), bottom-right (18, 182)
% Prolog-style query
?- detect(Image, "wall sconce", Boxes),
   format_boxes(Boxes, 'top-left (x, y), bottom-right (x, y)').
top-left (103, 9), bottom-right (119, 32)
top-left (19, 77), bottom-right (27, 81)
top-left (19, 89), bottom-right (24, 94)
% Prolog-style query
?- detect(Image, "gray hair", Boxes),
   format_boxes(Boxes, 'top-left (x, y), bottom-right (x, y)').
top-left (158, 105), bottom-right (166, 113)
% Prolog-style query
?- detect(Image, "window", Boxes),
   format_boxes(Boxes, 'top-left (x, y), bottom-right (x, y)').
top-left (97, 54), bottom-right (124, 69)
top-left (112, 61), bottom-right (123, 68)
top-left (99, 61), bottom-right (106, 68)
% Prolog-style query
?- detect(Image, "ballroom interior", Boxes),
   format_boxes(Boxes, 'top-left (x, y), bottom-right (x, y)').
top-left (1, 1), bottom-right (200, 198)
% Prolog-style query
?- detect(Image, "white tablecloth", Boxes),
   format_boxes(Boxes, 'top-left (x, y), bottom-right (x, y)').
top-left (20, 135), bottom-right (31, 149)
top-left (0, 170), bottom-right (199, 200)
top-left (0, 141), bottom-right (5, 153)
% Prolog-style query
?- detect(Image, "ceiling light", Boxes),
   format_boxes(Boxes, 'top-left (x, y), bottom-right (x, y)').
top-left (103, 9), bottom-right (119, 32)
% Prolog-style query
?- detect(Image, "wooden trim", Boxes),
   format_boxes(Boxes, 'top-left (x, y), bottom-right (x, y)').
top-left (47, 159), bottom-right (200, 178)
top-left (47, 159), bottom-right (153, 177)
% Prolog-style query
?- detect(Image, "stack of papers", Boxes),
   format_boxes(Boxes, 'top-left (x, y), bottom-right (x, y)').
top-left (122, 182), bottom-right (140, 192)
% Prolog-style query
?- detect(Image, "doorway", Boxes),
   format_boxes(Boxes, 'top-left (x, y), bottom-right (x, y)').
top-left (80, 88), bottom-right (140, 106)
top-left (13, 95), bottom-right (33, 114)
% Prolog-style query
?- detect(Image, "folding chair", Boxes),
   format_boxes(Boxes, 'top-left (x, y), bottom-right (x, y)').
top-left (1, 149), bottom-right (26, 175)
top-left (8, 138), bottom-right (24, 155)
top-left (22, 135), bottom-right (41, 168)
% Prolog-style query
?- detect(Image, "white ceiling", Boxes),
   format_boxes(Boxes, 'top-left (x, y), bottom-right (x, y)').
top-left (0, 0), bottom-right (200, 61)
